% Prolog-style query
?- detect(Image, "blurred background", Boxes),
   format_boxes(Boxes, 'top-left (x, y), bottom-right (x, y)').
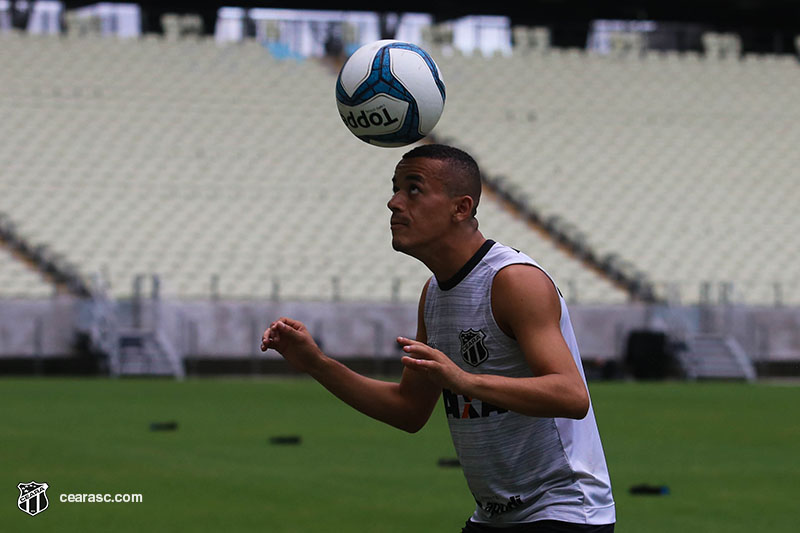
top-left (1, 0), bottom-right (798, 380)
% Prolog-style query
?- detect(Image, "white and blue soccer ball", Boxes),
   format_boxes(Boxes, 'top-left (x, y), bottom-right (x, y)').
top-left (335, 40), bottom-right (446, 147)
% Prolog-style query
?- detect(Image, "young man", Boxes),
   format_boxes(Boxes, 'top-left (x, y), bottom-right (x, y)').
top-left (261, 145), bottom-right (615, 532)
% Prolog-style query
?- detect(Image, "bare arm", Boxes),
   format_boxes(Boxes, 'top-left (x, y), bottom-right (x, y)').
top-left (261, 280), bottom-right (440, 433)
top-left (400, 265), bottom-right (589, 419)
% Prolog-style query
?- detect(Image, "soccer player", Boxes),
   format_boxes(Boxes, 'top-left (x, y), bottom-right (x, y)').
top-left (261, 144), bottom-right (615, 532)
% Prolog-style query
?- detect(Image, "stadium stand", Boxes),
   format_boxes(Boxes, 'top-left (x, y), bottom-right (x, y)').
top-left (3, 25), bottom-right (796, 307)
top-left (0, 29), bottom-right (628, 304)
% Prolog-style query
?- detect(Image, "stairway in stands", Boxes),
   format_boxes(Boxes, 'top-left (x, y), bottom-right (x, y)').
top-left (680, 335), bottom-right (756, 381)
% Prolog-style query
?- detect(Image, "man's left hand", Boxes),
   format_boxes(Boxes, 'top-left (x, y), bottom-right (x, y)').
top-left (397, 337), bottom-right (470, 394)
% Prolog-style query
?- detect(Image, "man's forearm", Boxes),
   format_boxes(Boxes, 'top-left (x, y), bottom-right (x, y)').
top-left (460, 372), bottom-right (589, 420)
top-left (308, 355), bottom-right (432, 433)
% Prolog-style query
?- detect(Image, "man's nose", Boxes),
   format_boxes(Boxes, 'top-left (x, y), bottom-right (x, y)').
top-left (387, 192), bottom-right (402, 211)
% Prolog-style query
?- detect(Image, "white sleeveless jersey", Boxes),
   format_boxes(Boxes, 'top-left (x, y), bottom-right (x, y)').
top-left (423, 240), bottom-right (615, 525)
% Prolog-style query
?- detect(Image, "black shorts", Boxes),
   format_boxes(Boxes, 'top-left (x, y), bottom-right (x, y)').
top-left (462, 519), bottom-right (615, 533)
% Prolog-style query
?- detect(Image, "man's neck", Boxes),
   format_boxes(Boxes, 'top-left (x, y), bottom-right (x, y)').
top-left (419, 230), bottom-right (487, 284)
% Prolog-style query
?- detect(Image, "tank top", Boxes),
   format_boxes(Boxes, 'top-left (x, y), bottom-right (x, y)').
top-left (423, 240), bottom-right (615, 525)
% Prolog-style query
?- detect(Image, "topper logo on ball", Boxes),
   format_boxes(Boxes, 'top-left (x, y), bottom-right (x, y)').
top-left (338, 95), bottom-right (409, 136)
top-left (340, 107), bottom-right (399, 131)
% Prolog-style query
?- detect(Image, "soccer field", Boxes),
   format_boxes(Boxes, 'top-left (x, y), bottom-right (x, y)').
top-left (1, 378), bottom-right (797, 532)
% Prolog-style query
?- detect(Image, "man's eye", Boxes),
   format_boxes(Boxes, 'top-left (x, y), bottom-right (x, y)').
top-left (409, 185), bottom-right (420, 194)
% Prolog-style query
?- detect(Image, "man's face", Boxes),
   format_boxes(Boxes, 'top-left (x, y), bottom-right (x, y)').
top-left (387, 157), bottom-right (454, 256)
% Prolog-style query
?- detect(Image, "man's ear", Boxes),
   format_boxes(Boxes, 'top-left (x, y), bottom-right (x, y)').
top-left (452, 195), bottom-right (475, 222)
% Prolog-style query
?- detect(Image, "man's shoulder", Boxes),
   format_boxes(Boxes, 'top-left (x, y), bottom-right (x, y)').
top-left (484, 241), bottom-right (536, 266)
top-left (493, 262), bottom-right (556, 297)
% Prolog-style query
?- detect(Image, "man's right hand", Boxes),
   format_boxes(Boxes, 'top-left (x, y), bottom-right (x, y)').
top-left (261, 317), bottom-right (324, 374)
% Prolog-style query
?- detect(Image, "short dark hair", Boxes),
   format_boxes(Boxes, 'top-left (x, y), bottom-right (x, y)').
top-left (401, 144), bottom-right (481, 217)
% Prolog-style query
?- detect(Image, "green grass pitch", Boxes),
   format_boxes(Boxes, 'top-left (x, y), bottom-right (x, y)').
top-left (1, 378), bottom-right (798, 532)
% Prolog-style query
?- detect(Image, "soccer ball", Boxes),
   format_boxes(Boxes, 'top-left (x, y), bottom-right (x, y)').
top-left (335, 40), bottom-right (446, 147)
